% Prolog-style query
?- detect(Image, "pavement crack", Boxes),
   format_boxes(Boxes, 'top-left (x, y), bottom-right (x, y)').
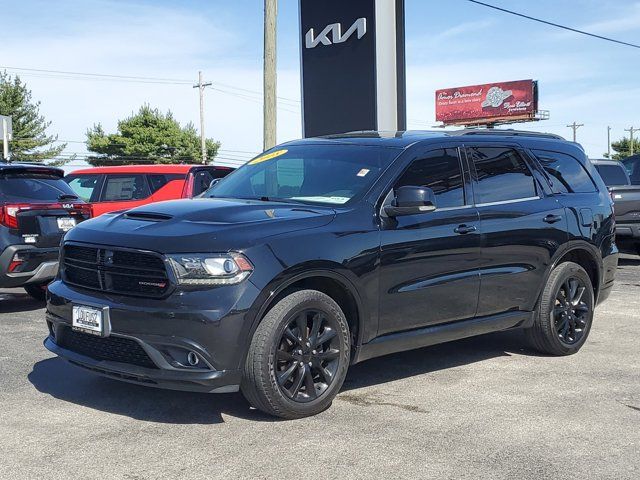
top-left (338, 393), bottom-right (427, 413)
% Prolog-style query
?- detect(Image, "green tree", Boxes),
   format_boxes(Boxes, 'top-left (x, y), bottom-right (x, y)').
top-left (605, 137), bottom-right (640, 160)
top-left (86, 105), bottom-right (220, 166)
top-left (0, 71), bottom-right (65, 162)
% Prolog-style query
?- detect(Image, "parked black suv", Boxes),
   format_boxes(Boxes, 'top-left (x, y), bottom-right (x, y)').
top-left (45, 131), bottom-right (618, 418)
top-left (1, 163), bottom-right (91, 299)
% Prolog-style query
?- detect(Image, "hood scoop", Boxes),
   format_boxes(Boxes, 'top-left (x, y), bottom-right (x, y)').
top-left (123, 211), bottom-right (174, 222)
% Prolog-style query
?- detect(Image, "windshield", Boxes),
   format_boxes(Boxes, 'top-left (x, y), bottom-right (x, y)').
top-left (595, 164), bottom-right (628, 186)
top-left (206, 144), bottom-right (399, 205)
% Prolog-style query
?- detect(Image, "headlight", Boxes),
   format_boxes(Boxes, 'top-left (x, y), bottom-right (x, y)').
top-left (167, 253), bottom-right (253, 285)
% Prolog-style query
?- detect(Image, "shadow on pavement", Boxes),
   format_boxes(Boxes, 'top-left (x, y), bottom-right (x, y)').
top-left (0, 289), bottom-right (45, 314)
top-left (618, 256), bottom-right (640, 267)
top-left (29, 329), bottom-right (533, 423)
top-left (343, 329), bottom-right (534, 392)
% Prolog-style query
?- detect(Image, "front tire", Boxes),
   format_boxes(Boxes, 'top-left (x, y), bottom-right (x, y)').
top-left (24, 282), bottom-right (48, 301)
top-left (528, 262), bottom-right (595, 356)
top-left (241, 290), bottom-right (351, 419)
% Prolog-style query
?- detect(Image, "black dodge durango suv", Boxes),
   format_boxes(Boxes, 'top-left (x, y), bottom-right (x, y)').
top-left (45, 130), bottom-right (618, 418)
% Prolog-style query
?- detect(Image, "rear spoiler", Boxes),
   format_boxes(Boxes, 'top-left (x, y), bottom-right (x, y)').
top-left (0, 164), bottom-right (64, 178)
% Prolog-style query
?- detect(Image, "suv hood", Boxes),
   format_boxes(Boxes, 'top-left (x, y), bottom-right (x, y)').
top-left (65, 198), bottom-right (336, 252)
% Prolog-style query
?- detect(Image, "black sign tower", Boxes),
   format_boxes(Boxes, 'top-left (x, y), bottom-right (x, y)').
top-left (299, 0), bottom-right (406, 138)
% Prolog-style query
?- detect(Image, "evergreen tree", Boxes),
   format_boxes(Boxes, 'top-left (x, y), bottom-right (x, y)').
top-left (0, 71), bottom-right (65, 161)
top-left (86, 105), bottom-right (220, 166)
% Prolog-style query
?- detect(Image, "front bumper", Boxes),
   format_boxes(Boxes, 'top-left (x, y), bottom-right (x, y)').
top-left (45, 278), bottom-right (262, 393)
top-left (0, 245), bottom-right (59, 288)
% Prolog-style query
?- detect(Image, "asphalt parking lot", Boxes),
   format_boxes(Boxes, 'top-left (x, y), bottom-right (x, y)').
top-left (1, 256), bottom-right (639, 480)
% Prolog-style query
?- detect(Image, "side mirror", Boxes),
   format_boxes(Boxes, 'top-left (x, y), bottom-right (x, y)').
top-left (384, 186), bottom-right (436, 217)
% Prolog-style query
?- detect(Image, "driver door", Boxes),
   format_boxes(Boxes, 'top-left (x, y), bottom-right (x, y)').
top-left (377, 147), bottom-right (481, 336)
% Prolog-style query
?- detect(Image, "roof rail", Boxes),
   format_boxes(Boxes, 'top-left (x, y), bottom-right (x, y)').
top-left (452, 129), bottom-right (565, 140)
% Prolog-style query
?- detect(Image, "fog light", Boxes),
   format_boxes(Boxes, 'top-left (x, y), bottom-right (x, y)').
top-left (187, 351), bottom-right (200, 366)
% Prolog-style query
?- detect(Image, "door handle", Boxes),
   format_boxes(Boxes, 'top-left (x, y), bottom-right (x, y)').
top-left (454, 224), bottom-right (477, 235)
top-left (543, 214), bottom-right (562, 224)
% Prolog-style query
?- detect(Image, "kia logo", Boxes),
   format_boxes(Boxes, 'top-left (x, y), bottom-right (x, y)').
top-left (305, 17), bottom-right (367, 49)
top-left (62, 203), bottom-right (74, 209)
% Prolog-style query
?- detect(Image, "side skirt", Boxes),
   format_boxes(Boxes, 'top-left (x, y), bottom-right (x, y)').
top-left (353, 310), bottom-right (534, 364)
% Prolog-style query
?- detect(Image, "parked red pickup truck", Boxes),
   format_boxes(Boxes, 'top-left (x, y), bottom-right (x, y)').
top-left (64, 164), bottom-right (234, 216)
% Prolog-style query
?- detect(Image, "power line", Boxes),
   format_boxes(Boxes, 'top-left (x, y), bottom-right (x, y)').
top-left (0, 65), bottom-right (302, 104)
top-left (466, 0), bottom-right (640, 49)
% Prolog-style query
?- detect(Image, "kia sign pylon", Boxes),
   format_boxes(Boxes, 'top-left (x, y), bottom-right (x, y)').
top-left (300, 0), bottom-right (406, 137)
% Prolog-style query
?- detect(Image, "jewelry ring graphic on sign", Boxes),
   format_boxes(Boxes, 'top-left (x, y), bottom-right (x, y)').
top-left (481, 86), bottom-right (514, 108)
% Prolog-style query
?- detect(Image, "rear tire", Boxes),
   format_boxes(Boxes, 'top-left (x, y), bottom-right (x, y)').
top-left (24, 282), bottom-right (48, 301)
top-left (528, 262), bottom-right (594, 356)
top-left (241, 290), bottom-right (350, 419)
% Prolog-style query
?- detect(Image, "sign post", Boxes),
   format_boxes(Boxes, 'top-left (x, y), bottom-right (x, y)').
top-left (299, 0), bottom-right (406, 137)
top-left (0, 115), bottom-right (12, 161)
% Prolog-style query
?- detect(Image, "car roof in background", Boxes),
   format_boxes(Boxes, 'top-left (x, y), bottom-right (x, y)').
top-left (67, 164), bottom-right (233, 175)
top-left (0, 162), bottom-right (64, 177)
top-left (590, 158), bottom-right (624, 166)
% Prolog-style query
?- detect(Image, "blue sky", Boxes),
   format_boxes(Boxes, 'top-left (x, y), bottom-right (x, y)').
top-left (0, 0), bottom-right (638, 167)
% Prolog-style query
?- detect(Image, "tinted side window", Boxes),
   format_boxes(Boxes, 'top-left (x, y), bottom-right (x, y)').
top-left (622, 156), bottom-right (640, 185)
top-left (532, 150), bottom-right (596, 193)
top-left (594, 165), bottom-right (629, 186)
top-left (468, 147), bottom-right (537, 204)
top-left (395, 149), bottom-right (465, 208)
top-left (0, 174), bottom-right (78, 202)
top-left (102, 175), bottom-right (150, 201)
top-left (192, 171), bottom-right (214, 196)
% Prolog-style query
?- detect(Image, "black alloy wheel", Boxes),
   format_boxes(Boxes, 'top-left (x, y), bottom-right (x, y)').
top-left (553, 277), bottom-right (590, 346)
top-left (275, 309), bottom-right (341, 402)
top-left (528, 261), bottom-right (595, 356)
top-left (242, 289), bottom-right (350, 419)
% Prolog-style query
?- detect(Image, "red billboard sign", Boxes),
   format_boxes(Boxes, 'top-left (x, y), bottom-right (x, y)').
top-left (435, 79), bottom-right (538, 125)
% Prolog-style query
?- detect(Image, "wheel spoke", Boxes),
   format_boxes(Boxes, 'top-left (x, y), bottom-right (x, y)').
top-left (277, 349), bottom-right (295, 362)
top-left (283, 326), bottom-right (300, 345)
top-left (315, 348), bottom-right (340, 362)
top-left (296, 313), bottom-right (308, 343)
top-left (317, 366), bottom-right (333, 383)
top-left (315, 327), bottom-right (337, 347)
top-left (568, 279), bottom-right (578, 302)
top-left (309, 313), bottom-right (322, 344)
top-left (288, 365), bottom-right (305, 397)
top-left (303, 366), bottom-right (317, 399)
top-left (572, 286), bottom-right (586, 305)
top-left (277, 362), bottom-right (298, 385)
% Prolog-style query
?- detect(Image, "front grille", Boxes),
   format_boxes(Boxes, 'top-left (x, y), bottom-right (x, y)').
top-left (57, 327), bottom-right (158, 369)
top-left (62, 243), bottom-right (171, 298)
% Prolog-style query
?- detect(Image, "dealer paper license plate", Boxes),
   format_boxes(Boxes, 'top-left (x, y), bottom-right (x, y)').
top-left (57, 217), bottom-right (77, 232)
top-left (72, 305), bottom-right (104, 336)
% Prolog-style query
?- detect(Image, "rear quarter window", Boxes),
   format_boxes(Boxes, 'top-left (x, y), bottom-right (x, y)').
top-left (532, 150), bottom-right (597, 194)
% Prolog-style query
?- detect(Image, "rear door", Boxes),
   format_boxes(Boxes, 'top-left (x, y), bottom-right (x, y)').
top-left (94, 174), bottom-right (151, 215)
top-left (466, 145), bottom-right (568, 317)
top-left (377, 146), bottom-right (481, 335)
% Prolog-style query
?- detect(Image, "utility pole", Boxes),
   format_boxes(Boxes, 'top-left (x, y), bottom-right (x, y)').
top-left (566, 121), bottom-right (584, 143)
top-left (193, 71), bottom-right (212, 164)
top-left (1, 117), bottom-right (8, 161)
top-left (263, 0), bottom-right (277, 151)
top-left (625, 126), bottom-right (638, 156)
top-left (607, 126), bottom-right (612, 158)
